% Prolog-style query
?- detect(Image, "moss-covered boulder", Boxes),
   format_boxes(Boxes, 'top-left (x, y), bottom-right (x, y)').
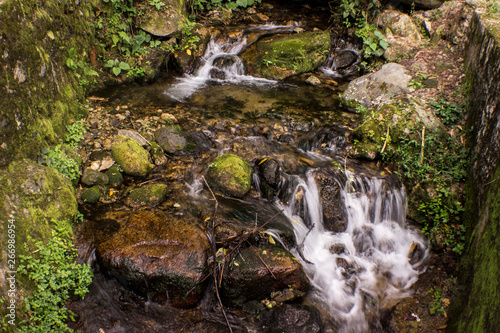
top-left (124, 183), bottom-right (168, 207)
top-left (206, 154), bottom-right (252, 198)
top-left (93, 210), bottom-right (210, 308)
top-left (0, 159), bottom-right (78, 325)
top-left (111, 135), bottom-right (152, 177)
top-left (106, 166), bottom-right (123, 186)
top-left (242, 31), bottom-right (331, 80)
top-left (81, 185), bottom-right (102, 203)
top-left (221, 243), bottom-right (310, 307)
top-left (81, 168), bottom-right (109, 186)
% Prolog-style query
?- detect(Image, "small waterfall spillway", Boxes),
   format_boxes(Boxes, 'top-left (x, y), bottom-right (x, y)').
top-left (275, 170), bottom-right (428, 332)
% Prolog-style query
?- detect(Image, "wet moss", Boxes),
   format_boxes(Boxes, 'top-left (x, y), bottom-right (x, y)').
top-left (206, 154), bottom-right (252, 198)
top-left (106, 166), bottom-right (124, 186)
top-left (111, 135), bottom-right (153, 177)
top-left (125, 183), bottom-right (168, 207)
top-left (81, 186), bottom-right (102, 203)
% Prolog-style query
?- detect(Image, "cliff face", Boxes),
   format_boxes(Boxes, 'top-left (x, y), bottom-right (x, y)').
top-left (0, 0), bottom-right (99, 165)
top-left (448, 6), bottom-right (500, 333)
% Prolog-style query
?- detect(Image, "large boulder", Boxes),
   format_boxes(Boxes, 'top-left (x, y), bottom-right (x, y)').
top-left (343, 63), bottom-right (412, 108)
top-left (206, 154), bottom-right (252, 198)
top-left (376, 10), bottom-right (423, 61)
top-left (111, 135), bottom-right (152, 177)
top-left (242, 31), bottom-right (331, 80)
top-left (136, 0), bottom-right (185, 37)
top-left (221, 243), bottom-right (310, 307)
top-left (95, 210), bottom-right (210, 308)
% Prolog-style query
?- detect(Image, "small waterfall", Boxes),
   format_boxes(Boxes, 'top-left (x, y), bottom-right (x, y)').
top-left (165, 24), bottom-right (295, 101)
top-left (277, 170), bottom-right (428, 332)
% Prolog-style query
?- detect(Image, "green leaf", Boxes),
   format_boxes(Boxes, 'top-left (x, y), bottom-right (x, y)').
top-left (112, 67), bottom-right (122, 76)
top-left (105, 59), bottom-right (116, 68)
top-left (236, 0), bottom-right (247, 7)
top-left (379, 39), bottom-right (390, 50)
top-left (119, 62), bottom-right (131, 70)
top-left (225, 2), bottom-right (238, 9)
top-left (374, 30), bottom-right (385, 40)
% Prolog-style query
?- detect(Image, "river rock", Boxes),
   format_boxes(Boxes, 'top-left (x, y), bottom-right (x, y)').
top-left (117, 129), bottom-right (149, 146)
top-left (206, 154), bottom-right (252, 198)
top-left (242, 31), bottom-right (331, 80)
top-left (257, 158), bottom-right (281, 200)
top-left (376, 10), bottom-right (422, 62)
top-left (221, 243), bottom-right (310, 307)
top-left (96, 210), bottom-right (210, 308)
top-left (106, 166), bottom-right (123, 186)
top-left (137, 0), bottom-right (183, 37)
top-left (81, 168), bottom-right (109, 186)
top-left (150, 141), bottom-right (167, 166)
top-left (124, 183), bottom-right (168, 207)
top-left (111, 135), bottom-right (152, 177)
top-left (314, 169), bottom-right (348, 233)
top-left (261, 304), bottom-right (323, 333)
top-left (343, 63), bottom-right (412, 108)
top-left (397, 0), bottom-right (445, 9)
top-left (154, 126), bottom-right (187, 154)
top-left (81, 185), bottom-right (102, 203)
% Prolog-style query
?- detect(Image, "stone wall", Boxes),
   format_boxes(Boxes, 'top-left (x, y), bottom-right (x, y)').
top-left (447, 5), bottom-right (500, 333)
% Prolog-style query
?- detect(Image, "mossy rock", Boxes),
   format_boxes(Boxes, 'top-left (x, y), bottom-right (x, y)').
top-left (106, 166), bottom-right (123, 186)
top-left (154, 126), bottom-right (187, 154)
top-left (81, 185), bottom-right (102, 203)
top-left (206, 154), bottom-right (252, 198)
top-left (81, 168), bottom-right (109, 186)
top-left (0, 159), bottom-right (78, 325)
top-left (242, 31), bottom-right (331, 80)
top-left (111, 135), bottom-right (152, 177)
top-left (124, 183), bottom-right (168, 207)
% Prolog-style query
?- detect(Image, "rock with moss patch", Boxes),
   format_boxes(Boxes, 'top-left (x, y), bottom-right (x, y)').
top-left (81, 168), bottom-right (109, 186)
top-left (221, 243), bottom-right (310, 307)
top-left (124, 183), bottom-right (168, 207)
top-left (206, 154), bottom-right (252, 198)
top-left (150, 142), bottom-right (167, 166)
top-left (242, 31), bottom-right (331, 80)
top-left (111, 135), bottom-right (153, 177)
top-left (81, 185), bottom-right (102, 203)
top-left (154, 126), bottom-right (187, 154)
top-left (137, 0), bottom-right (184, 37)
top-left (106, 166), bottom-right (124, 186)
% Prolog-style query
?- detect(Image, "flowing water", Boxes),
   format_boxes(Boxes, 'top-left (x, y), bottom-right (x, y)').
top-left (76, 20), bottom-right (429, 333)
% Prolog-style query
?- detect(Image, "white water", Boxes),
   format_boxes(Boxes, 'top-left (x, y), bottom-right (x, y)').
top-left (276, 170), bottom-right (428, 332)
top-left (165, 24), bottom-right (296, 101)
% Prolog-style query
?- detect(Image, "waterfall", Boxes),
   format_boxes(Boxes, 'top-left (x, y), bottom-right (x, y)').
top-left (276, 170), bottom-right (428, 332)
top-left (164, 24), bottom-right (296, 102)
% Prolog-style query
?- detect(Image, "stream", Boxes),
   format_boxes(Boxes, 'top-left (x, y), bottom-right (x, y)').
top-left (72, 21), bottom-right (429, 333)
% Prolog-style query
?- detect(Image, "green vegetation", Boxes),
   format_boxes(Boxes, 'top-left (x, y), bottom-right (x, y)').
top-left (64, 120), bottom-right (88, 147)
top-left (429, 287), bottom-right (446, 316)
top-left (17, 220), bottom-right (93, 333)
top-left (149, 0), bottom-right (166, 10)
top-left (65, 48), bottom-right (99, 89)
top-left (429, 98), bottom-right (463, 126)
top-left (39, 145), bottom-right (81, 183)
top-left (193, 0), bottom-right (261, 11)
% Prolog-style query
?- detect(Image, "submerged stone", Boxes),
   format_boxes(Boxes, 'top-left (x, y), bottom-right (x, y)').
top-left (81, 168), bottom-right (109, 186)
top-left (96, 210), bottom-right (210, 308)
top-left (124, 183), bottom-right (168, 207)
top-left (206, 154), bottom-right (252, 198)
top-left (154, 126), bottom-right (187, 154)
top-left (221, 243), bottom-right (309, 307)
top-left (106, 166), bottom-right (123, 186)
top-left (242, 31), bottom-right (331, 80)
top-left (81, 185), bottom-right (102, 203)
top-left (111, 135), bottom-right (152, 177)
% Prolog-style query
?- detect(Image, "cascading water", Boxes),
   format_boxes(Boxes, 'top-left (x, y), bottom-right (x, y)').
top-left (164, 24), bottom-right (295, 101)
top-left (275, 170), bottom-right (428, 332)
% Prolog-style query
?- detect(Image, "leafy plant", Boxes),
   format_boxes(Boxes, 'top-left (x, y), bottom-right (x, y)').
top-left (193, 0), bottom-right (260, 11)
top-left (429, 98), bottom-right (463, 126)
top-left (65, 48), bottom-right (99, 88)
top-left (429, 287), bottom-right (446, 316)
top-left (149, 0), bottom-right (166, 10)
top-left (17, 221), bottom-right (93, 332)
top-left (355, 23), bottom-right (389, 58)
top-left (64, 120), bottom-right (88, 147)
top-left (105, 58), bottom-right (131, 76)
top-left (39, 145), bottom-right (81, 183)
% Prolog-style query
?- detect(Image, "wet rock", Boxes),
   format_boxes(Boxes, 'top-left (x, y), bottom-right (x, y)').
top-left (150, 142), bottom-right (168, 166)
top-left (343, 63), bottom-right (411, 108)
top-left (111, 135), bottom-right (153, 177)
top-left (124, 183), bottom-right (168, 207)
top-left (257, 158), bottom-right (281, 200)
top-left (154, 126), bottom-right (187, 154)
top-left (262, 304), bottom-right (323, 333)
top-left (376, 10), bottom-right (422, 62)
top-left (305, 76), bottom-right (321, 86)
top-left (206, 154), bottom-right (252, 198)
top-left (97, 210), bottom-right (210, 308)
top-left (314, 169), bottom-right (348, 233)
top-left (221, 243), bottom-right (309, 307)
top-left (242, 31), bottom-right (330, 80)
top-left (398, 0), bottom-right (444, 9)
top-left (141, 48), bottom-right (168, 81)
top-left (81, 168), bottom-right (109, 186)
top-left (270, 288), bottom-right (306, 303)
top-left (81, 185), bottom-right (102, 203)
top-left (106, 166), bottom-right (124, 186)
top-left (117, 129), bottom-right (149, 146)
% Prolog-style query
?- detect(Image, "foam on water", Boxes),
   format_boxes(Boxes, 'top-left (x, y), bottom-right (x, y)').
top-left (277, 170), bottom-right (428, 332)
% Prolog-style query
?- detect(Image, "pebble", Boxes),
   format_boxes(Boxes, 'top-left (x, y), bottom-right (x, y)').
top-left (94, 142), bottom-right (102, 149)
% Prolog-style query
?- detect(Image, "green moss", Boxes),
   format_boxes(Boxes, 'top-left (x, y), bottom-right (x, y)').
top-left (206, 154), bottom-right (252, 198)
top-left (106, 166), bottom-right (124, 186)
top-left (111, 135), bottom-right (153, 177)
top-left (81, 186), bottom-right (102, 203)
top-left (125, 183), bottom-right (168, 207)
